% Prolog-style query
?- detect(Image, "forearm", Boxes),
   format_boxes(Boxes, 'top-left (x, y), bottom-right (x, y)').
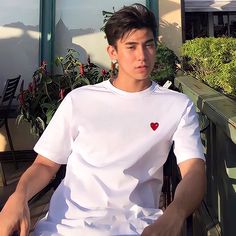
top-left (141, 160), bottom-right (206, 236)
top-left (14, 155), bottom-right (61, 202)
top-left (167, 159), bottom-right (206, 220)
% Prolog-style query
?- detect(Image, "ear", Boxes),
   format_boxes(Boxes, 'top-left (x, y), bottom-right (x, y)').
top-left (107, 45), bottom-right (117, 61)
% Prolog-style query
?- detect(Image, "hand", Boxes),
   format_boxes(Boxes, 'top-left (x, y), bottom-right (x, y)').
top-left (0, 192), bottom-right (30, 236)
top-left (141, 207), bottom-right (185, 236)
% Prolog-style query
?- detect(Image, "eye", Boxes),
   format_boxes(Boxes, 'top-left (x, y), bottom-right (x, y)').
top-left (127, 45), bottom-right (135, 50)
top-left (146, 42), bottom-right (155, 48)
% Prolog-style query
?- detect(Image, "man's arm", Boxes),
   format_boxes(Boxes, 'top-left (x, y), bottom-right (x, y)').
top-left (0, 154), bottom-right (61, 236)
top-left (142, 158), bottom-right (206, 236)
top-left (15, 155), bottom-right (61, 200)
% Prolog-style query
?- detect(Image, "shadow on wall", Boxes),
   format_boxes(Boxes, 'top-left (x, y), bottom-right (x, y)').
top-left (159, 20), bottom-right (182, 53)
top-left (54, 18), bottom-right (110, 71)
top-left (0, 23), bottom-right (39, 93)
top-left (158, 0), bottom-right (183, 57)
top-left (54, 18), bottom-right (88, 65)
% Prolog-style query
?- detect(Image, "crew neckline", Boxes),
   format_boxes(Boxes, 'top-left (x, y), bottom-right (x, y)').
top-left (103, 79), bottom-right (157, 98)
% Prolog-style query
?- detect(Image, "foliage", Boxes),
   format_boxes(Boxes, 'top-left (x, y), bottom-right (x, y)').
top-left (150, 42), bottom-right (179, 86)
top-left (17, 49), bottom-right (115, 136)
top-left (181, 37), bottom-right (236, 97)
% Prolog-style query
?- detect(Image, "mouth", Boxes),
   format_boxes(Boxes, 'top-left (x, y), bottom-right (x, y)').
top-left (135, 65), bottom-right (149, 73)
top-left (136, 65), bottom-right (148, 69)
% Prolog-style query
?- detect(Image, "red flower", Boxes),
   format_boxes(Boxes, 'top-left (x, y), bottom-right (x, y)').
top-left (80, 64), bottom-right (84, 76)
top-left (59, 89), bottom-right (65, 99)
top-left (102, 69), bottom-right (106, 76)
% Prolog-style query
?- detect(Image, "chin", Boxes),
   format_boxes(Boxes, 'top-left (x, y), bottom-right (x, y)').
top-left (135, 74), bottom-right (150, 81)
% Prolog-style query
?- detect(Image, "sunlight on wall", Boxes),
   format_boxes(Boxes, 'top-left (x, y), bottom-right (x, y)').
top-left (0, 26), bottom-right (23, 39)
top-left (72, 32), bottom-right (111, 69)
top-left (159, 0), bottom-right (183, 57)
top-left (0, 26), bottom-right (40, 40)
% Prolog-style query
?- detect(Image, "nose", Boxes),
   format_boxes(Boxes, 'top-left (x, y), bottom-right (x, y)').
top-left (137, 46), bottom-right (146, 61)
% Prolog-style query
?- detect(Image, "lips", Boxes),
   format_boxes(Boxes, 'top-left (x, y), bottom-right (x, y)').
top-left (135, 65), bottom-right (149, 73)
top-left (136, 65), bottom-right (148, 69)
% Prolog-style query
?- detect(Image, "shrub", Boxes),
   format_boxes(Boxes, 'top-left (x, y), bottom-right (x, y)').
top-left (151, 42), bottom-right (179, 86)
top-left (181, 37), bottom-right (236, 97)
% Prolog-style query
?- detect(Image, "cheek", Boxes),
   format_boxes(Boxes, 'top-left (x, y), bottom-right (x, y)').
top-left (118, 53), bottom-right (134, 63)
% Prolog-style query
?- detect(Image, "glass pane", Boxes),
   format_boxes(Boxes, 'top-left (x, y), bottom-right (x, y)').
top-left (213, 13), bottom-right (229, 37)
top-left (229, 13), bottom-right (236, 37)
top-left (185, 12), bottom-right (208, 40)
top-left (55, 0), bottom-right (146, 68)
top-left (0, 0), bottom-right (40, 93)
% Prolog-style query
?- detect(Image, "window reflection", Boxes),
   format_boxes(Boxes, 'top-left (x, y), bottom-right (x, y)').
top-left (0, 0), bottom-right (40, 92)
top-left (185, 12), bottom-right (208, 40)
top-left (185, 11), bottom-right (236, 39)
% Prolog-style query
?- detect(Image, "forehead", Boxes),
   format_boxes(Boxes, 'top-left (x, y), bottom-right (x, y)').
top-left (119, 28), bottom-right (154, 44)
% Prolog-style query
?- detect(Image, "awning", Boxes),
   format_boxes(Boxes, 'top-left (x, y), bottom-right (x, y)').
top-left (185, 0), bottom-right (236, 12)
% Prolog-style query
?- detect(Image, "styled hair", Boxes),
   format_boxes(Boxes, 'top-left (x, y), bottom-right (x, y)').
top-left (104, 3), bottom-right (157, 47)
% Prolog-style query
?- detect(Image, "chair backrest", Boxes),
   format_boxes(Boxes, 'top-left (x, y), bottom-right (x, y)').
top-left (0, 75), bottom-right (21, 118)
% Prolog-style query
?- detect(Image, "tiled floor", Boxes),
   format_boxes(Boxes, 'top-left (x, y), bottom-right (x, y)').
top-left (0, 161), bottom-right (53, 234)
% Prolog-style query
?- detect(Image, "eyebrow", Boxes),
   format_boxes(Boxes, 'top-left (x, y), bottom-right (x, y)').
top-left (124, 39), bottom-right (155, 46)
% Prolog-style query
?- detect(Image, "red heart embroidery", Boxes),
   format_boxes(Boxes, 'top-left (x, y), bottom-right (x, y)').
top-left (150, 122), bottom-right (159, 131)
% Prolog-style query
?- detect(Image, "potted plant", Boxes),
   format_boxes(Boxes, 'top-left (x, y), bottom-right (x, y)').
top-left (17, 49), bottom-right (115, 136)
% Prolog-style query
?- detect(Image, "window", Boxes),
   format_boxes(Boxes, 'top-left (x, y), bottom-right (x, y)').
top-left (0, 0), bottom-right (40, 92)
top-left (185, 12), bottom-right (208, 40)
top-left (214, 12), bottom-right (236, 37)
top-left (185, 11), bottom-right (236, 40)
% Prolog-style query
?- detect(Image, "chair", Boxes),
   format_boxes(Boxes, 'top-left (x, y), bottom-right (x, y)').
top-left (0, 75), bottom-right (21, 186)
top-left (162, 145), bottom-right (194, 236)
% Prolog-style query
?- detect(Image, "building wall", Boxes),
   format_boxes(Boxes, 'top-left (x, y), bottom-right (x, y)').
top-left (158, 0), bottom-right (183, 57)
top-left (0, 120), bottom-right (38, 151)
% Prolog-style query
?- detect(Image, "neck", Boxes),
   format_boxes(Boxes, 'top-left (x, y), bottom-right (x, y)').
top-left (112, 78), bottom-right (152, 92)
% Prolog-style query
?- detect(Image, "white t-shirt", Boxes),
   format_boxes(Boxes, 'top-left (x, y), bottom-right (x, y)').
top-left (33, 80), bottom-right (204, 236)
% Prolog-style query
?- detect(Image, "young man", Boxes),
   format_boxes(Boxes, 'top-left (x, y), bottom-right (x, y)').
top-left (0, 4), bottom-right (206, 236)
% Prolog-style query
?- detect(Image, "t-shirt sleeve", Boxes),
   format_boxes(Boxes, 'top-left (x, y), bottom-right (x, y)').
top-left (34, 94), bottom-right (76, 164)
top-left (172, 99), bottom-right (205, 164)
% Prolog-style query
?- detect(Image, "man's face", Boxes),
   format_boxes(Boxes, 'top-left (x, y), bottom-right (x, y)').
top-left (108, 28), bottom-right (156, 83)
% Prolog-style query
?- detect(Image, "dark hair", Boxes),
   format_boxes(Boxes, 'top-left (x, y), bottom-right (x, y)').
top-left (104, 3), bottom-right (157, 47)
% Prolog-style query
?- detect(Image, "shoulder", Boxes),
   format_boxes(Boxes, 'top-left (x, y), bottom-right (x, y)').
top-left (152, 81), bottom-right (192, 106)
top-left (66, 80), bottom-right (109, 99)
